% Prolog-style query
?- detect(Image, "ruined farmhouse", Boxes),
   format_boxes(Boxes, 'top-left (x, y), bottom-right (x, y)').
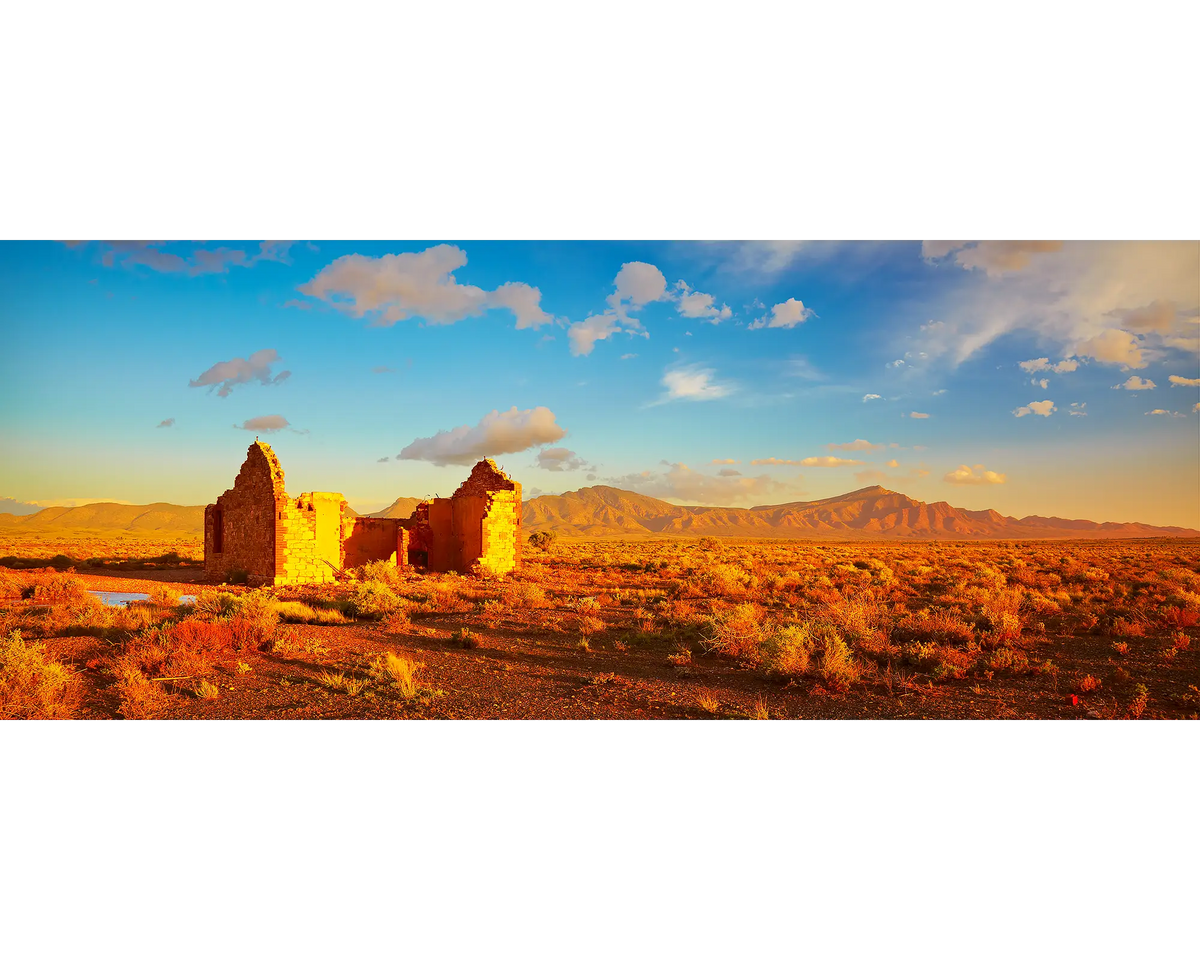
top-left (204, 441), bottom-right (522, 585)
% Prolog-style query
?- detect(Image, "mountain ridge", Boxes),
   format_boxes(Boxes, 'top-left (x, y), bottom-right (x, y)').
top-left (1, 486), bottom-right (1196, 540)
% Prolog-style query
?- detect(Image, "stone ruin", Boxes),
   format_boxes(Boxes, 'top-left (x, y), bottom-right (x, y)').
top-left (203, 441), bottom-right (522, 585)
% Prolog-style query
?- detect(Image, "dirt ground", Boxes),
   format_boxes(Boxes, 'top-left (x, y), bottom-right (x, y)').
top-left (3, 537), bottom-right (1198, 720)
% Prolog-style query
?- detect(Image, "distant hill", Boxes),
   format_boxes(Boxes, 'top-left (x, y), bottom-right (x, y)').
top-left (2, 485), bottom-right (1195, 541)
top-left (520, 485), bottom-right (1200, 540)
top-left (0, 501), bottom-right (205, 537)
top-left (366, 496), bottom-right (425, 520)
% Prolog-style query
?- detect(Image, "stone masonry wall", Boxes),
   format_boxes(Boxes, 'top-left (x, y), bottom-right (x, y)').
top-left (205, 441), bottom-right (286, 584)
top-left (275, 492), bottom-right (345, 585)
top-left (342, 516), bottom-right (406, 570)
top-left (450, 459), bottom-right (522, 577)
top-left (205, 447), bottom-right (521, 585)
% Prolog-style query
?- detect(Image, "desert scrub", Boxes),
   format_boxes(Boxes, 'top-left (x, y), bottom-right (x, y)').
top-left (349, 581), bottom-right (401, 619)
top-left (355, 559), bottom-right (407, 592)
top-left (702, 603), bottom-right (765, 660)
top-left (315, 670), bottom-right (366, 696)
top-left (368, 652), bottom-right (423, 699)
top-left (114, 667), bottom-right (170, 719)
top-left (0, 629), bottom-right (82, 719)
top-left (818, 634), bottom-right (861, 690)
top-left (272, 600), bottom-right (348, 625)
top-left (193, 591), bottom-right (244, 620)
top-left (759, 622), bottom-right (831, 680)
top-left (685, 562), bottom-right (754, 599)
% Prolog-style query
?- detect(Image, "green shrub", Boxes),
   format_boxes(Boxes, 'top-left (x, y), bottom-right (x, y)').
top-left (528, 530), bottom-right (558, 551)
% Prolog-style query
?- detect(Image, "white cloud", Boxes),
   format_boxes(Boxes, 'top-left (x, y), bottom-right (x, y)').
top-left (675, 281), bottom-right (732, 323)
top-left (886, 459), bottom-right (899, 468)
top-left (926, 241), bottom-right (1064, 277)
top-left (1145, 409), bottom-right (1184, 417)
top-left (909, 412), bottom-right (930, 419)
top-left (488, 281), bottom-right (557, 329)
top-left (296, 245), bottom-right (556, 329)
top-left (1075, 328), bottom-right (1147, 368)
top-left (568, 262), bottom-right (668, 356)
top-left (1195, 403), bottom-right (1200, 413)
top-left (608, 262), bottom-right (668, 309)
top-left (862, 394), bottom-right (882, 402)
top-left (828, 439), bottom-right (883, 451)
top-left (190, 349), bottom-right (290, 398)
top-left (620, 353), bottom-right (638, 360)
top-left (1113, 376), bottom-right (1156, 390)
top-left (535, 447), bottom-right (590, 472)
top-left (710, 458), bottom-right (740, 465)
top-left (568, 312), bottom-right (627, 357)
top-left (1168, 375), bottom-right (1200, 387)
top-left (1020, 357), bottom-right (1078, 373)
top-left (944, 464), bottom-right (1008, 485)
top-left (1032, 378), bottom-right (1049, 389)
top-left (749, 298), bottom-right (813, 330)
top-left (1069, 402), bottom-right (1088, 416)
top-left (235, 415), bottom-right (290, 433)
top-left (398, 406), bottom-right (566, 466)
top-left (1109, 299), bottom-right (1182, 333)
top-left (657, 364), bottom-right (735, 402)
top-left (1013, 400), bottom-right (1057, 418)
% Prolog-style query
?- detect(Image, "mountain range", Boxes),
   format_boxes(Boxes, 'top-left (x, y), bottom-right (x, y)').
top-left (1, 486), bottom-right (1195, 540)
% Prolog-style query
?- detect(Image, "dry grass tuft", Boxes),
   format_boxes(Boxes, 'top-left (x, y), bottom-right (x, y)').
top-left (0, 629), bottom-right (82, 719)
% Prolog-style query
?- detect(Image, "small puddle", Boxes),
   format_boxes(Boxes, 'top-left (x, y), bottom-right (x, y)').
top-left (89, 591), bottom-right (196, 607)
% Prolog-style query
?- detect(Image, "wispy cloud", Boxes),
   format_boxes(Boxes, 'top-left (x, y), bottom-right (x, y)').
top-left (156, 418), bottom-right (175, 428)
top-left (234, 415), bottom-right (290, 433)
top-left (535, 447), bottom-right (592, 472)
top-left (750, 456), bottom-right (864, 467)
top-left (74, 241), bottom-right (293, 276)
top-left (654, 364), bottom-right (735, 403)
top-left (914, 242), bottom-right (1199, 370)
top-left (190, 349), bottom-right (290, 398)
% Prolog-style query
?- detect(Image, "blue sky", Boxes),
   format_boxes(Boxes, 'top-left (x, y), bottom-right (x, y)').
top-left (1, 240), bottom-right (1197, 526)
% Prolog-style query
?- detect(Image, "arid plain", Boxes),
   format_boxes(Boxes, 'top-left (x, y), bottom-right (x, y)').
top-left (3, 526), bottom-right (1198, 720)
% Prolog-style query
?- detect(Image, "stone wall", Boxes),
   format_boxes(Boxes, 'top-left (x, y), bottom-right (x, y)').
top-left (402, 502), bottom-right (432, 566)
top-left (276, 491), bottom-right (345, 585)
top-left (204, 445), bottom-right (521, 584)
top-left (453, 460), bottom-right (522, 577)
top-left (204, 441), bottom-right (286, 585)
top-left (343, 516), bottom-right (407, 570)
